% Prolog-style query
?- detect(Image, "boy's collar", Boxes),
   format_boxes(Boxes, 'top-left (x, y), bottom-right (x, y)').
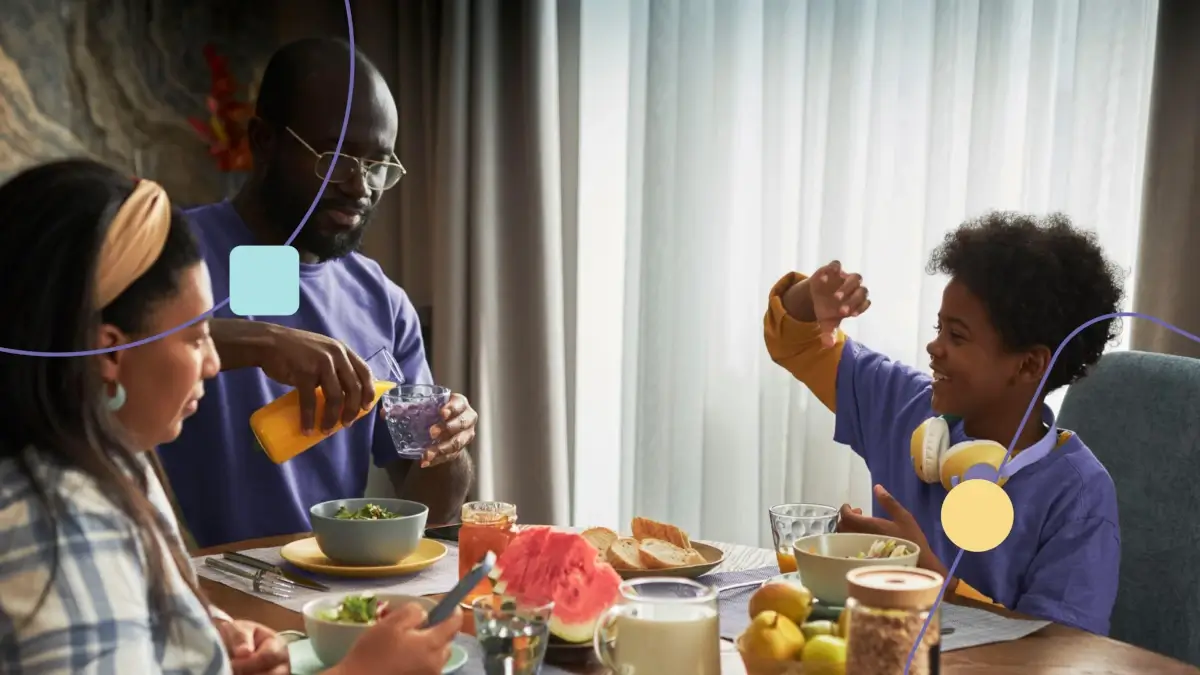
top-left (948, 405), bottom-right (1060, 478)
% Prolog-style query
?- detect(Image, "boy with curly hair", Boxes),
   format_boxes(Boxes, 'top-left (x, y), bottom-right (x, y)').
top-left (764, 211), bottom-right (1123, 635)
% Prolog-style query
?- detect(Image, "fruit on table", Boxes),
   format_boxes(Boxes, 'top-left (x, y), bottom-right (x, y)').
top-left (491, 526), bottom-right (623, 643)
top-left (800, 619), bottom-right (837, 641)
top-left (748, 579), bottom-right (814, 626)
top-left (800, 635), bottom-right (848, 675)
top-left (837, 606), bottom-right (850, 638)
top-left (741, 610), bottom-right (806, 662)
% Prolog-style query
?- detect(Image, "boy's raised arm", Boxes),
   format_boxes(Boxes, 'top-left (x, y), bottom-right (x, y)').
top-left (764, 271), bottom-right (846, 413)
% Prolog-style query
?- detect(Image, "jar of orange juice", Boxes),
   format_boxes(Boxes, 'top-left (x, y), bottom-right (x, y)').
top-left (460, 501), bottom-right (518, 600)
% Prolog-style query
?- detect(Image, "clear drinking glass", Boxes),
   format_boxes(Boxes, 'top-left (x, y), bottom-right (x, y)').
top-left (593, 578), bottom-right (721, 675)
top-left (769, 503), bottom-right (839, 573)
top-left (472, 594), bottom-right (554, 675)
top-left (380, 384), bottom-right (451, 458)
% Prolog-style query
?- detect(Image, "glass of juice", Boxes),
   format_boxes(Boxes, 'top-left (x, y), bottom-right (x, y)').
top-left (380, 384), bottom-right (451, 459)
top-left (460, 501), bottom-right (518, 600)
top-left (769, 503), bottom-right (839, 573)
top-left (472, 594), bottom-right (553, 675)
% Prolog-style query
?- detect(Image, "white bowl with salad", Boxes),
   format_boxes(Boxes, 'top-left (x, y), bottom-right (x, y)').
top-left (303, 592), bottom-right (436, 666)
top-left (790, 533), bottom-right (920, 605)
top-left (309, 498), bottom-right (429, 566)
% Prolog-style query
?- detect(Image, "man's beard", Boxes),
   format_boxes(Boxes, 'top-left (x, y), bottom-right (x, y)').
top-left (261, 165), bottom-right (370, 262)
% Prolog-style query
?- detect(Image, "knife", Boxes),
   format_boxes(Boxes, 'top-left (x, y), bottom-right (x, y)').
top-left (223, 552), bottom-right (329, 591)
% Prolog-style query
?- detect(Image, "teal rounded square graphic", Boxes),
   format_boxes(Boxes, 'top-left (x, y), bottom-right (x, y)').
top-left (229, 245), bottom-right (300, 316)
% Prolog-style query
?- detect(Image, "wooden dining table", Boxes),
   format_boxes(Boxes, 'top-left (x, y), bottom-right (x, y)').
top-left (197, 533), bottom-right (1197, 674)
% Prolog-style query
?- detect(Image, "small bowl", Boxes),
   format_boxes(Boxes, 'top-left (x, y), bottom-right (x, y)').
top-left (310, 498), bottom-right (429, 566)
top-left (791, 532), bottom-right (920, 605)
top-left (303, 593), bottom-right (436, 666)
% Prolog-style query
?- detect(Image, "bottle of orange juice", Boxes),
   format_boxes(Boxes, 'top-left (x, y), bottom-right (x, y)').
top-left (250, 380), bottom-right (396, 464)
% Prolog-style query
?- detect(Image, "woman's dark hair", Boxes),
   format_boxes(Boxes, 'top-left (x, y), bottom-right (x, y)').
top-left (0, 159), bottom-right (208, 636)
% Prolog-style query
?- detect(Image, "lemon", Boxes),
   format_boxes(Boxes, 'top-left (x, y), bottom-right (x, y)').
top-left (741, 610), bottom-right (807, 662)
top-left (800, 635), bottom-right (847, 675)
top-left (801, 620), bottom-right (837, 641)
top-left (748, 580), bottom-right (814, 626)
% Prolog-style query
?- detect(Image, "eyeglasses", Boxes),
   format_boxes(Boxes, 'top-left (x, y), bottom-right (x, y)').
top-left (285, 126), bottom-right (407, 192)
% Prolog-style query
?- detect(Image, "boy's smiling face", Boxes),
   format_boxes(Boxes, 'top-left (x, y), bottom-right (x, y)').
top-left (926, 278), bottom-right (1040, 419)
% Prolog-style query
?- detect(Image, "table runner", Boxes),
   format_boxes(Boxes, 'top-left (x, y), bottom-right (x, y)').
top-left (194, 543), bottom-right (463, 614)
top-left (703, 566), bottom-right (1052, 652)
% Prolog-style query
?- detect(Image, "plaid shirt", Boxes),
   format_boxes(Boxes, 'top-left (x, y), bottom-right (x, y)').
top-left (0, 450), bottom-right (232, 674)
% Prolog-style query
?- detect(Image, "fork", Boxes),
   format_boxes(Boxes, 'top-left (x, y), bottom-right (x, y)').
top-left (205, 557), bottom-right (296, 599)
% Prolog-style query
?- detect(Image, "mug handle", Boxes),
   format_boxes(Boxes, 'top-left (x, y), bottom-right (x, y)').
top-left (592, 604), bottom-right (626, 670)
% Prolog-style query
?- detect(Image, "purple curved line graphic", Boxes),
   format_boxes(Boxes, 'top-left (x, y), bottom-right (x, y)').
top-left (904, 311), bottom-right (1200, 673)
top-left (0, 0), bottom-right (357, 357)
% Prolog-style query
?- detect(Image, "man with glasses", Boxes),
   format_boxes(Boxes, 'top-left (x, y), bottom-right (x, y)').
top-left (156, 38), bottom-right (477, 549)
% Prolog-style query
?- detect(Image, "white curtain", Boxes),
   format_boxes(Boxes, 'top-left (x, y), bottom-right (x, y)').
top-left (566, 0), bottom-right (1159, 548)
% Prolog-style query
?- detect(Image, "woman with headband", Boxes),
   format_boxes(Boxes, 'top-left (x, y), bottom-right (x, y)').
top-left (0, 160), bottom-right (462, 674)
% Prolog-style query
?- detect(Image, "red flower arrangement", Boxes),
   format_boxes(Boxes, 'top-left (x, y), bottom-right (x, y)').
top-left (188, 44), bottom-right (253, 173)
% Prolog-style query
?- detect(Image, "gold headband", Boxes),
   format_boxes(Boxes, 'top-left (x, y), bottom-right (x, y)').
top-left (94, 179), bottom-right (172, 309)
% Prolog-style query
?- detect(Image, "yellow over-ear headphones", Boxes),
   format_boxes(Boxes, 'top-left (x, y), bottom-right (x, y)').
top-left (909, 407), bottom-right (1059, 491)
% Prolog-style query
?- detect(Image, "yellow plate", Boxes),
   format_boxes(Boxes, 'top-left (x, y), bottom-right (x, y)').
top-left (280, 537), bottom-right (448, 578)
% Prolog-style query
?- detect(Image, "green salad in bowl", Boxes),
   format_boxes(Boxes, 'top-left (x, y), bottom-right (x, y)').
top-left (334, 503), bottom-right (401, 520)
top-left (319, 594), bottom-right (383, 624)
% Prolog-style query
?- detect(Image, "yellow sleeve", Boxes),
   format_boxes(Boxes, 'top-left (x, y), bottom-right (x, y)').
top-left (763, 271), bottom-right (845, 413)
top-left (956, 580), bottom-right (1004, 607)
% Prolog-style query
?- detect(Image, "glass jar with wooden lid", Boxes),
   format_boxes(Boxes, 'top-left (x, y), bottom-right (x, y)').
top-left (844, 566), bottom-right (944, 675)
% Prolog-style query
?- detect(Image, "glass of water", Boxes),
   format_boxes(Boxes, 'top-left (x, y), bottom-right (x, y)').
top-left (472, 594), bottom-right (554, 675)
top-left (380, 384), bottom-right (451, 458)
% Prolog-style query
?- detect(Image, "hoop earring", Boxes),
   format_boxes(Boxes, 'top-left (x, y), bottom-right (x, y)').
top-left (105, 382), bottom-right (127, 412)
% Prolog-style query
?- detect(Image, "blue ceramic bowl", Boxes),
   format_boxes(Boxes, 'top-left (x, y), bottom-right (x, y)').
top-left (310, 498), bottom-right (429, 566)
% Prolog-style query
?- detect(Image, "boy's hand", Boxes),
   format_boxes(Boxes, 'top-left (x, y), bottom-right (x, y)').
top-left (838, 484), bottom-right (945, 575)
top-left (809, 261), bottom-right (870, 347)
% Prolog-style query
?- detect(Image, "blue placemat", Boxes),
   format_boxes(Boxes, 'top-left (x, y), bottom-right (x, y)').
top-left (699, 565), bottom-right (782, 640)
top-left (700, 565), bottom-right (846, 640)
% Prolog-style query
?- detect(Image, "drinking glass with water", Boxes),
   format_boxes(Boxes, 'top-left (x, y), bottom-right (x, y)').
top-left (472, 595), bottom-right (554, 675)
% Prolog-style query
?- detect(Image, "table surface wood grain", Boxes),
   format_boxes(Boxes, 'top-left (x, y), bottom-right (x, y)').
top-left (196, 533), bottom-right (1198, 674)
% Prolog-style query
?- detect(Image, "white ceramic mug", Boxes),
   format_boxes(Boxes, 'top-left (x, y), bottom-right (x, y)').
top-left (593, 577), bottom-right (721, 675)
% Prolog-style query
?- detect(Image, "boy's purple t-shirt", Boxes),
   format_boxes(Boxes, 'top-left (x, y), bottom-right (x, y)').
top-left (156, 201), bottom-right (432, 548)
top-left (834, 337), bottom-right (1120, 636)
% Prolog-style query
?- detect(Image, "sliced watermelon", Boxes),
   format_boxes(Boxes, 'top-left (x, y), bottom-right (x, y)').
top-left (492, 528), bottom-right (623, 643)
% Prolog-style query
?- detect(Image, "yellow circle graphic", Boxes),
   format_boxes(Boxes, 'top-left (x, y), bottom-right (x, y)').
top-left (940, 479), bottom-right (1014, 552)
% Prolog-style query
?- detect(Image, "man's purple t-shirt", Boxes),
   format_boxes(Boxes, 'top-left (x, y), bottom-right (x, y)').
top-left (156, 201), bottom-right (431, 548)
top-left (834, 337), bottom-right (1120, 636)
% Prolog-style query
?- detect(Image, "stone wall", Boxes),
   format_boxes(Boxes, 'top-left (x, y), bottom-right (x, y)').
top-left (0, 0), bottom-right (409, 289)
top-left (0, 0), bottom-right (296, 205)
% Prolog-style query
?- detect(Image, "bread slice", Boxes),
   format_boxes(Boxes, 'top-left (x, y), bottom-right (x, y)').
top-left (630, 516), bottom-right (691, 549)
top-left (682, 547), bottom-right (707, 565)
top-left (637, 538), bottom-right (701, 569)
top-left (582, 527), bottom-right (619, 562)
top-left (605, 538), bottom-right (645, 570)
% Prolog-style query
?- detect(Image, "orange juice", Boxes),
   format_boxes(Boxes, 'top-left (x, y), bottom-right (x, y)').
top-left (250, 380), bottom-right (396, 464)
top-left (776, 549), bottom-right (798, 574)
top-left (459, 501), bottom-right (517, 601)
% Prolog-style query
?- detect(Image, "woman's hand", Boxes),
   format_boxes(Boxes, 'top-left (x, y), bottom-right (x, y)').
top-left (336, 601), bottom-right (464, 675)
top-left (215, 618), bottom-right (290, 675)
